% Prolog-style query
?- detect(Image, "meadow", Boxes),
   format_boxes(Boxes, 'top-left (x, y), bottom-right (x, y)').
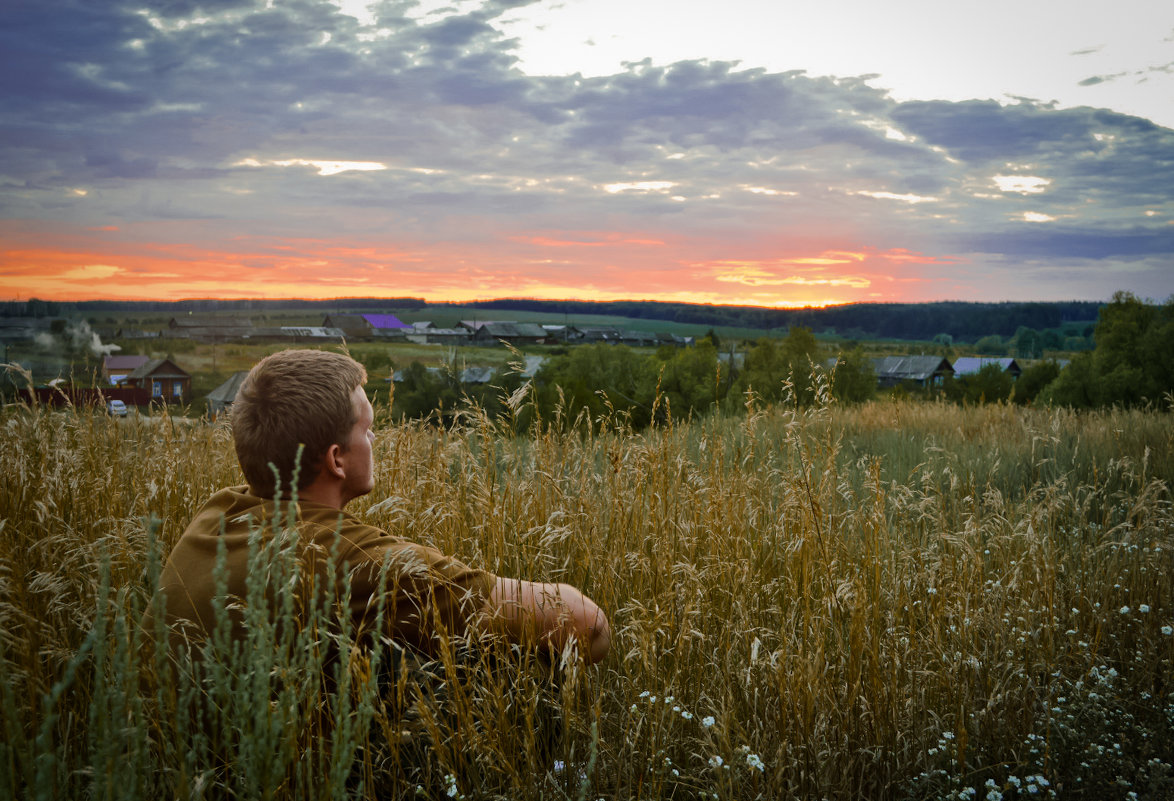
top-left (1, 380), bottom-right (1171, 800)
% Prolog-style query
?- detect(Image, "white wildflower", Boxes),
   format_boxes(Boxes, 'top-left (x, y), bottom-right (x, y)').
top-left (1120, 606), bottom-right (1131, 615)
top-left (745, 752), bottom-right (765, 772)
top-left (1162, 625), bottom-right (1173, 635)
top-left (709, 755), bottom-right (724, 768)
top-left (1139, 604), bottom-right (1150, 613)
top-left (701, 715), bottom-right (715, 728)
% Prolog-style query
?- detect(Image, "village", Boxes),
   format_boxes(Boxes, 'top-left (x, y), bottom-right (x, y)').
top-left (0, 310), bottom-right (1045, 419)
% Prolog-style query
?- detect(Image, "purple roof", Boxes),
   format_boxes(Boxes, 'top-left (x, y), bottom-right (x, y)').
top-left (361, 313), bottom-right (410, 330)
top-left (103, 355), bottom-right (150, 371)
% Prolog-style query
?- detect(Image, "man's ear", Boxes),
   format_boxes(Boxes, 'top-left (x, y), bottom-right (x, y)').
top-left (321, 442), bottom-right (345, 480)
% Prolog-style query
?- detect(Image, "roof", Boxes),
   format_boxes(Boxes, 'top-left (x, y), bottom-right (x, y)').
top-left (206, 371), bottom-right (249, 404)
top-left (322, 314), bottom-right (374, 333)
top-left (103, 354), bottom-right (150, 372)
top-left (474, 322), bottom-right (547, 338)
top-left (951, 357), bottom-right (1020, 376)
top-left (460, 366), bottom-right (496, 384)
top-left (279, 326), bottom-right (344, 338)
top-left (361, 313), bottom-right (410, 330)
top-left (127, 357), bottom-right (190, 380)
top-left (872, 356), bottom-right (954, 381)
top-left (170, 316), bottom-right (253, 328)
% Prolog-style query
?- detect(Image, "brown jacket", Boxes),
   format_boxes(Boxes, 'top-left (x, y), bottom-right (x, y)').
top-left (144, 486), bottom-right (494, 656)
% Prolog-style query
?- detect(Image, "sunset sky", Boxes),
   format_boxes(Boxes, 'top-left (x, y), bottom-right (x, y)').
top-left (2, 0), bottom-right (1172, 307)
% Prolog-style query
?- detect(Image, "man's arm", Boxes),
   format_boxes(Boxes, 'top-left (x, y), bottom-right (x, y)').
top-left (484, 578), bottom-right (611, 664)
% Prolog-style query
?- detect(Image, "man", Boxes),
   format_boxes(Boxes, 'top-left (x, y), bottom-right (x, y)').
top-left (148, 348), bottom-right (610, 666)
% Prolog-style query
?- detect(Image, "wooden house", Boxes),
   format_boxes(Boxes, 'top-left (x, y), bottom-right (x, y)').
top-left (102, 354), bottom-right (150, 385)
top-left (872, 356), bottom-right (954, 388)
top-left (124, 357), bottom-right (192, 403)
top-left (468, 322), bottom-right (547, 346)
top-left (951, 357), bottom-right (1022, 380)
top-left (206, 371), bottom-right (249, 417)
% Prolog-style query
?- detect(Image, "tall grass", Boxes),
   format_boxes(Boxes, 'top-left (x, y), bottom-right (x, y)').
top-left (1, 381), bottom-right (1171, 799)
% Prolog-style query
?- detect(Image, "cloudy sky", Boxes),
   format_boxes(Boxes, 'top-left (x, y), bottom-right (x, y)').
top-left (2, 0), bottom-right (1172, 307)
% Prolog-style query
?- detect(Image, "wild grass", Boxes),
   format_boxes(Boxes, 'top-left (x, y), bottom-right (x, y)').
top-left (1, 378), bottom-right (1171, 799)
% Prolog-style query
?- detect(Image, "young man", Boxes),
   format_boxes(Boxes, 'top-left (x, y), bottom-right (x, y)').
top-left (148, 348), bottom-right (610, 664)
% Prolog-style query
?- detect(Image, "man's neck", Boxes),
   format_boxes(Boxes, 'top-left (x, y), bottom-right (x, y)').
top-left (295, 481), bottom-right (348, 510)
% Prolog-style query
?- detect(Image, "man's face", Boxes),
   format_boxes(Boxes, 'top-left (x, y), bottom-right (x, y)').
top-left (339, 385), bottom-right (375, 505)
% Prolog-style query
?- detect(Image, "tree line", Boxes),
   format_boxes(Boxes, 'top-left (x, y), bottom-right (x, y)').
top-left (387, 293), bottom-right (1171, 426)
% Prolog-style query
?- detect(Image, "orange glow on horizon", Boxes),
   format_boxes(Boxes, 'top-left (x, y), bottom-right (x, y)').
top-left (2, 223), bottom-right (955, 308)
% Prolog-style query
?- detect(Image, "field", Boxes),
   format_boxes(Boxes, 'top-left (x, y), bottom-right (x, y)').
top-left (1, 385), bottom-right (1172, 799)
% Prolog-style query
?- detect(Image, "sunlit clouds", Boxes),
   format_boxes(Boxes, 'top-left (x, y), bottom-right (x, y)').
top-left (1, 0), bottom-right (1171, 305)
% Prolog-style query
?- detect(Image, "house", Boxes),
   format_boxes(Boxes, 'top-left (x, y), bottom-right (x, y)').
top-left (102, 354), bottom-right (150, 386)
top-left (323, 314), bottom-right (374, 339)
top-left (322, 314), bottom-right (411, 340)
top-left (124, 357), bottom-right (192, 403)
top-left (115, 328), bottom-right (160, 340)
top-left (468, 322), bottom-right (547, 346)
top-left (0, 317), bottom-right (55, 344)
top-left (951, 357), bottom-right (1022, 380)
top-left (405, 327), bottom-right (472, 345)
top-left (620, 330), bottom-right (659, 347)
top-left (167, 316), bottom-right (255, 342)
top-left (362, 313), bottom-right (411, 332)
top-left (206, 371), bottom-right (249, 417)
top-left (542, 325), bottom-right (585, 343)
top-left (872, 356), bottom-right (954, 388)
top-left (578, 327), bottom-right (624, 344)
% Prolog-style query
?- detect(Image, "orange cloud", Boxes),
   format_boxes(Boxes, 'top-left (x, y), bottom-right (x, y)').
top-left (1, 221), bottom-right (958, 306)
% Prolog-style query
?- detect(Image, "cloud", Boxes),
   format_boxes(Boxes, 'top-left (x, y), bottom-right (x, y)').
top-left (0, 0), bottom-right (1171, 305)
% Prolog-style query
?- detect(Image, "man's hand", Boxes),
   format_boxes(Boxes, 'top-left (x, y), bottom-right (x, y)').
top-left (485, 578), bottom-right (611, 664)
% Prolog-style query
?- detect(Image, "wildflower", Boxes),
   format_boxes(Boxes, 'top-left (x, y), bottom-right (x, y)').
top-left (639, 691), bottom-right (649, 698)
top-left (1139, 604), bottom-right (1150, 613)
top-left (1120, 606), bottom-right (1131, 615)
top-left (709, 756), bottom-right (724, 768)
top-left (1008, 776), bottom-right (1021, 788)
top-left (1162, 625), bottom-right (1173, 635)
top-left (745, 752), bottom-right (765, 772)
top-left (701, 715), bottom-right (715, 728)
top-left (942, 731), bottom-right (955, 740)
top-left (444, 774), bottom-right (459, 798)
top-left (630, 704), bottom-right (638, 713)
top-left (681, 710), bottom-right (693, 720)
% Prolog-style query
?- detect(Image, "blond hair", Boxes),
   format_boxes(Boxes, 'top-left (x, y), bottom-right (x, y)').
top-left (231, 349), bottom-right (367, 498)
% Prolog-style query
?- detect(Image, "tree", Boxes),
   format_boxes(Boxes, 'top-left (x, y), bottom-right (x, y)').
top-left (830, 347), bottom-right (875, 403)
top-left (536, 344), bottom-right (655, 427)
top-left (1039, 292), bottom-right (1173, 408)
top-left (1014, 361), bottom-right (1061, 405)
top-left (1014, 327), bottom-right (1042, 359)
top-left (732, 327), bottom-right (820, 406)
top-left (974, 335), bottom-right (1006, 356)
top-left (964, 363), bottom-right (1013, 404)
top-left (655, 340), bottom-right (725, 422)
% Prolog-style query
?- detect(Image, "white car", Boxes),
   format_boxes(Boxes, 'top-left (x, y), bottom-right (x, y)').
top-left (108, 400), bottom-right (128, 417)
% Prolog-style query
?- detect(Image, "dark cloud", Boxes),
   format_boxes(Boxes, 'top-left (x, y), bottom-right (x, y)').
top-left (1, 0), bottom-right (1171, 298)
top-left (957, 226), bottom-right (1174, 259)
